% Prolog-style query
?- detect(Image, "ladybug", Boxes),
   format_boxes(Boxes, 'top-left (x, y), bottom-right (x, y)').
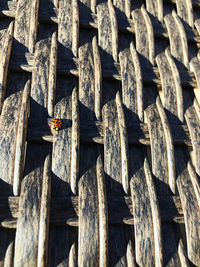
top-left (50, 119), bottom-right (62, 131)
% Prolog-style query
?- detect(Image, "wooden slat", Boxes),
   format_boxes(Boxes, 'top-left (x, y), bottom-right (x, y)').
top-left (47, 32), bottom-right (57, 117)
top-left (164, 11), bottom-right (189, 67)
top-left (132, 6), bottom-right (154, 67)
top-left (78, 147), bottom-right (99, 266)
top-left (108, 0), bottom-right (118, 62)
top-left (12, 80), bottom-right (31, 196)
top-left (96, 155), bottom-right (108, 267)
top-left (144, 93), bottom-right (170, 195)
top-left (146, 0), bottom-right (163, 21)
top-left (70, 86), bottom-right (80, 195)
top-left (156, 96), bottom-right (176, 194)
top-left (176, 148), bottom-right (200, 266)
top-left (130, 147), bottom-right (162, 266)
top-left (92, 36), bottom-right (102, 121)
top-left (0, 21), bottom-right (13, 113)
top-left (14, 143), bottom-right (50, 267)
top-left (119, 42), bottom-right (143, 123)
top-left (156, 49), bottom-right (183, 123)
top-left (37, 154), bottom-right (51, 267)
top-left (72, 0), bottom-right (79, 57)
top-left (13, 0), bottom-right (31, 48)
top-left (185, 103), bottom-right (200, 175)
top-left (115, 91), bottom-right (129, 194)
top-left (176, 0), bottom-right (193, 28)
top-left (28, 0), bottom-right (39, 53)
top-left (0, 73), bottom-right (29, 195)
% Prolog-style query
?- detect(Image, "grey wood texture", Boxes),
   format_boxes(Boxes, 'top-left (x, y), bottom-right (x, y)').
top-left (0, 0), bottom-right (200, 266)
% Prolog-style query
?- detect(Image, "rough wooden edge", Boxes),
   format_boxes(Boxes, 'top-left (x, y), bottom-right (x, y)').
top-left (172, 10), bottom-right (189, 67)
top-left (96, 155), bottom-right (108, 267)
top-left (187, 161), bottom-right (200, 210)
top-left (28, 0), bottom-right (39, 53)
top-left (115, 91), bottom-right (129, 194)
top-left (130, 42), bottom-right (143, 122)
top-left (165, 48), bottom-right (184, 122)
top-left (37, 154), bottom-right (51, 267)
top-left (48, 32), bottom-right (57, 117)
top-left (92, 36), bottom-right (102, 121)
top-left (144, 159), bottom-right (163, 267)
top-left (0, 21), bottom-right (14, 114)
top-left (156, 96), bottom-right (176, 194)
top-left (108, 0), bottom-right (118, 62)
top-left (72, 0), bottom-right (79, 57)
top-left (13, 79), bottom-right (31, 196)
top-left (70, 86), bottom-right (80, 195)
top-left (141, 5), bottom-right (155, 65)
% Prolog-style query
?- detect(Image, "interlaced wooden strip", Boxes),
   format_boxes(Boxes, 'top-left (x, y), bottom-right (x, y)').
top-left (1, 0), bottom-right (200, 266)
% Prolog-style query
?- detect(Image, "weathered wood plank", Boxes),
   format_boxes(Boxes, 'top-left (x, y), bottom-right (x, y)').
top-left (47, 32), bottom-right (57, 117)
top-left (37, 154), bottom-right (51, 267)
top-left (119, 42), bottom-right (143, 123)
top-left (144, 93), bottom-right (170, 195)
top-left (92, 36), bottom-right (102, 121)
top-left (146, 0), bottom-right (163, 21)
top-left (0, 21), bottom-right (13, 113)
top-left (176, 0), bottom-right (193, 28)
top-left (156, 96), bottom-right (176, 194)
top-left (115, 91), bottom-right (129, 194)
top-left (176, 148), bottom-right (200, 265)
top-left (156, 49), bottom-right (183, 123)
top-left (78, 147), bottom-right (99, 267)
top-left (130, 147), bottom-right (162, 266)
top-left (12, 80), bottom-right (31, 196)
top-left (0, 73), bottom-right (29, 195)
top-left (14, 144), bottom-right (50, 267)
top-left (96, 155), bottom-right (108, 267)
top-left (164, 11), bottom-right (189, 67)
top-left (132, 6), bottom-right (155, 67)
top-left (28, 0), bottom-right (39, 53)
top-left (13, 0), bottom-right (31, 49)
top-left (185, 103), bottom-right (200, 176)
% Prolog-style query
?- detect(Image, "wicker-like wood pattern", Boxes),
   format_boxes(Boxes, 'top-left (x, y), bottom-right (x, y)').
top-left (0, 0), bottom-right (200, 266)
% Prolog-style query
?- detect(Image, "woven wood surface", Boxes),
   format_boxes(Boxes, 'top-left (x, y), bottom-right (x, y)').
top-left (0, 0), bottom-right (200, 266)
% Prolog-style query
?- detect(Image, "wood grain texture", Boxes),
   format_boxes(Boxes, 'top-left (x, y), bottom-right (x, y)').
top-left (13, 0), bottom-right (31, 48)
top-left (119, 42), bottom-right (143, 123)
top-left (96, 155), bottom-right (108, 267)
top-left (145, 95), bottom-right (169, 195)
top-left (164, 11), bottom-right (188, 67)
top-left (146, 0), bottom-right (163, 21)
top-left (156, 96), bottom-right (176, 194)
top-left (156, 49), bottom-right (183, 123)
top-left (92, 36), bottom-right (102, 121)
top-left (185, 103), bottom-right (200, 175)
top-left (176, 0), bottom-right (193, 28)
top-left (132, 7), bottom-right (154, 67)
top-left (37, 154), bottom-right (51, 267)
top-left (13, 79), bottom-right (30, 196)
top-left (0, 21), bottom-right (13, 113)
top-left (14, 143), bottom-right (50, 267)
top-left (78, 147), bottom-right (99, 267)
top-left (0, 73), bottom-right (29, 194)
top-left (48, 32), bottom-right (57, 118)
top-left (28, 0), bottom-right (39, 53)
top-left (176, 148), bottom-right (200, 266)
top-left (130, 147), bottom-right (162, 266)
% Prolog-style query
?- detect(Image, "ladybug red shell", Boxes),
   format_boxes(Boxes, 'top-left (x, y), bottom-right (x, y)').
top-left (50, 119), bottom-right (62, 131)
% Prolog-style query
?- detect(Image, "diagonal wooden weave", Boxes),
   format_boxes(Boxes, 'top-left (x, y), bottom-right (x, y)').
top-left (0, 0), bottom-right (200, 266)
